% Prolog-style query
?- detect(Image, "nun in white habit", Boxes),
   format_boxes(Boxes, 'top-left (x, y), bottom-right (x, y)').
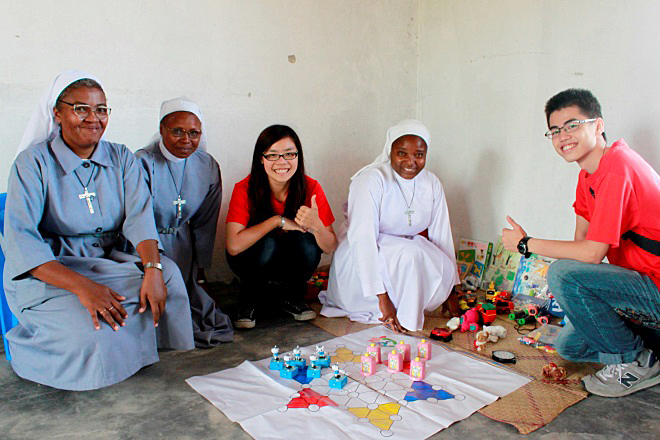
top-left (3, 71), bottom-right (194, 391)
top-left (136, 97), bottom-right (233, 347)
top-left (320, 119), bottom-right (459, 331)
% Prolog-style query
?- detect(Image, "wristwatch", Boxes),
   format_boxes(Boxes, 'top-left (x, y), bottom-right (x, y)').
top-left (517, 236), bottom-right (532, 258)
top-left (144, 262), bottom-right (163, 271)
top-left (279, 215), bottom-right (285, 229)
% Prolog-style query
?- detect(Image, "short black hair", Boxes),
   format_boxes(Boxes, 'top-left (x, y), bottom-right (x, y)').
top-left (55, 78), bottom-right (104, 110)
top-left (545, 88), bottom-right (606, 142)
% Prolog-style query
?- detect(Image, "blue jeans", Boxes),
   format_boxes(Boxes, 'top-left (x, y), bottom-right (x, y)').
top-left (548, 259), bottom-right (660, 365)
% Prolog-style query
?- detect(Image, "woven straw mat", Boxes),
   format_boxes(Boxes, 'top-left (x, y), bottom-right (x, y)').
top-left (308, 303), bottom-right (600, 434)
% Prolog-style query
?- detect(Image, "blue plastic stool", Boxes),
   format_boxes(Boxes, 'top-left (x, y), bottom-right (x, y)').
top-left (0, 192), bottom-right (18, 361)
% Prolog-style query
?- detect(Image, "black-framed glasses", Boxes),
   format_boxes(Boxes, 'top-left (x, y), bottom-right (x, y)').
top-left (164, 127), bottom-right (202, 140)
top-left (545, 119), bottom-right (597, 139)
top-left (262, 152), bottom-right (298, 161)
top-left (58, 101), bottom-right (111, 120)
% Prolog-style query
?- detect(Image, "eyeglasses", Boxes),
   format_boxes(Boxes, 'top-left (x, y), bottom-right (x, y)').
top-left (545, 119), bottom-right (597, 139)
top-left (164, 127), bottom-right (202, 140)
top-left (262, 152), bottom-right (298, 161)
top-left (58, 101), bottom-right (111, 120)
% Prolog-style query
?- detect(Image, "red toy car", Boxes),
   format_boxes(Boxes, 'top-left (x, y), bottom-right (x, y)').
top-left (479, 304), bottom-right (497, 324)
top-left (493, 291), bottom-right (514, 314)
top-left (495, 299), bottom-right (514, 314)
top-left (430, 328), bottom-right (453, 342)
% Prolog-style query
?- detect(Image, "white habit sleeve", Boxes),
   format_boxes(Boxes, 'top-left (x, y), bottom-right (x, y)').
top-left (346, 170), bottom-right (386, 297)
top-left (427, 176), bottom-right (459, 286)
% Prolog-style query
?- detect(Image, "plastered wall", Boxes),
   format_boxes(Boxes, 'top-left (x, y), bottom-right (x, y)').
top-left (2, 1), bottom-right (659, 281)
top-left (418, 0), bottom-right (660, 245)
top-left (0, 0), bottom-right (419, 281)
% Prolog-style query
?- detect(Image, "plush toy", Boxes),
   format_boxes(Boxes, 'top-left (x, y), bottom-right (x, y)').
top-left (460, 308), bottom-right (480, 332)
top-left (542, 362), bottom-right (567, 380)
top-left (482, 325), bottom-right (507, 339)
top-left (474, 331), bottom-right (490, 351)
top-left (446, 317), bottom-right (461, 332)
top-left (474, 325), bottom-right (507, 352)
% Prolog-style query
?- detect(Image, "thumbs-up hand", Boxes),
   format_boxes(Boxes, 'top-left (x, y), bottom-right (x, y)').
top-left (295, 194), bottom-right (322, 233)
top-left (502, 215), bottom-right (527, 252)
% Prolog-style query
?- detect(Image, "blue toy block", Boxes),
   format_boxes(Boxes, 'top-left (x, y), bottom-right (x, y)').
top-left (316, 355), bottom-right (331, 368)
top-left (329, 375), bottom-right (347, 389)
top-left (306, 366), bottom-right (322, 379)
top-left (290, 359), bottom-right (306, 368)
top-left (270, 359), bottom-right (284, 370)
top-left (280, 365), bottom-right (299, 379)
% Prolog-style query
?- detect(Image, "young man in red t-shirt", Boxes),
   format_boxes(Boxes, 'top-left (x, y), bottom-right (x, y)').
top-left (502, 89), bottom-right (660, 397)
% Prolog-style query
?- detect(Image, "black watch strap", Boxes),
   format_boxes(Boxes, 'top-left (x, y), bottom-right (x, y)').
top-left (517, 236), bottom-right (532, 258)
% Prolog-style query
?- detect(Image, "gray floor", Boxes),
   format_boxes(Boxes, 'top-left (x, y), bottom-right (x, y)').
top-left (1, 283), bottom-right (658, 440)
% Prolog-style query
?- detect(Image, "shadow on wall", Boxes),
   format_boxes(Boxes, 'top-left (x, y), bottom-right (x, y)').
top-left (445, 146), bottom-right (499, 247)
top-left (632, 126), bottom-right (660, 172)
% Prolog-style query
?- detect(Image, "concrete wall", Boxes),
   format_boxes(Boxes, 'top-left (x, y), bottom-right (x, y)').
top-left (3, 1), bottom-right (659, 281)
top-left (1, 0), bottom-right (419, 281)
top-left (418, 0), bottom-right (660, 246)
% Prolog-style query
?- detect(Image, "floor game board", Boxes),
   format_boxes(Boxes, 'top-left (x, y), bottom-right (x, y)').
top-left (186, 327), bottom-right (530, 439)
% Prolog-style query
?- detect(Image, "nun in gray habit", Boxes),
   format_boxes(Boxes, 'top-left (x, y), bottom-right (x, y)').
top-left (136, 97), bottom-right (233, 347)
top-left (3, 70), bottom-right (194, 391)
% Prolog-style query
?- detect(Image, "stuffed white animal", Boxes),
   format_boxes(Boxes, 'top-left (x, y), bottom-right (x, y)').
top-left (446, 317), bottom-right (461, 332)
top-left (474, 325), bottom-right (507, 352)
top-left (483, 325), bottom-right (507, 339)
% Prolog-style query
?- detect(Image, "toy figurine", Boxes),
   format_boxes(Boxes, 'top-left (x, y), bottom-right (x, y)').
top-left (367, 342), bottom-right (381, 363)
top-left (315, 344), bottom-right (331, 368)
top-left (417, 339), bottom-right (432, 360)
top-left (306, 354), bottom-right (322, 379)
top-left (290, 346), bottom-right (306, 368)
top-left (280, 355), bottom-right (298, 379)
top-left (396, 340), bottom-right (411, 362)
top-left (409, 357), bottom-right (426, 381)
top-left (458, 299), bottom-right (469, 311)
top-left (361, 352), bottom-right (377, 376)
top-left (329, 364), bottom-right (348, 389)
top-left (269, 345), bottom-right (284, 370)
top-left (485, 281), bottom-right (496, 303)
top-left (387, 350), bottom-right (404, 373)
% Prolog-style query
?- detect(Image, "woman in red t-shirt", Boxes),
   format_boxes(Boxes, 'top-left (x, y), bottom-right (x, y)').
top-left (226, 125), bottom-right (337, 328)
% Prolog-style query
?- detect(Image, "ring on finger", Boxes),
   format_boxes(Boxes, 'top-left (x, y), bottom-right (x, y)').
top-left (108, 306), bottom-right (115, 312)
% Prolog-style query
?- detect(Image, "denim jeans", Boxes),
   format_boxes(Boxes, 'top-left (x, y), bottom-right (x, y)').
top-left (226, 230), bottom-right (322, 308)
top-left (547, 259), bottom-right (660, 365)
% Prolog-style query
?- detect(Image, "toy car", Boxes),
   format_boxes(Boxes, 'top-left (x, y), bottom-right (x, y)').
top-left (430, 327), bottom-right (453, 342)
top-left (495, 299), bottom-right (514, 314)
top-left (479, 303), bottom-right (497, 324)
